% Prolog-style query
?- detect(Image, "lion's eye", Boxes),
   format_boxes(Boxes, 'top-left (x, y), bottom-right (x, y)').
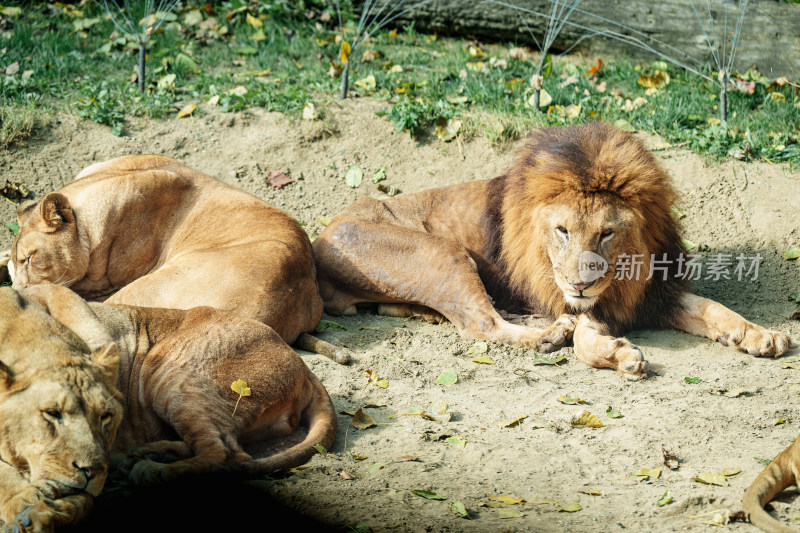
top-left (556, 226), bottom-right (569, 238)
top-left (100, 411), bottom-right (114, 422)
top-left (42, 409), bottom-right (63, 422)
top-left (600, 229), bottom-right (614, 239)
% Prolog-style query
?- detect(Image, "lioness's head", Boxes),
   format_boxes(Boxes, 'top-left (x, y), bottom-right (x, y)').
top-left (0, 289), bottom-right (122, 497)
top-left (499, 122), bottom-right (683, 329)
top-left (10, 193), bottom-right (89, 289)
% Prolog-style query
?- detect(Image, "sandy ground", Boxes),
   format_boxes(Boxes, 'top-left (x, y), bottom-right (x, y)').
top-left (1, 98), bottom-right (799, 533)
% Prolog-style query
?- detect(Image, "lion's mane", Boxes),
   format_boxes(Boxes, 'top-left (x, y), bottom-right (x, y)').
top-left (485, 122), bottom-right (689, 335)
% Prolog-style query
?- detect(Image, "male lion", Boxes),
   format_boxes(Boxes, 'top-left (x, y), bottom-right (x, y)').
top-left (8, 154), bottom-right (347, 363)
top-left (743, 431), bottom-right (800, 533)
top-left (313, 122), bottom-right (791, 379)
top-left (0, 284), bottom-right (336, 532)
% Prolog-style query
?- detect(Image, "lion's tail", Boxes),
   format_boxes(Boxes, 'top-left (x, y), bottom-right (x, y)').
top-left (240, 369), bottom-right (337, 475)
top-left (742, 440), bottom-right (798, 533)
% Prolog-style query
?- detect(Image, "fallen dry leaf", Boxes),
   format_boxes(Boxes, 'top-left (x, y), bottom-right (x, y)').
top-left (266, 170), bottom-right (293, 188)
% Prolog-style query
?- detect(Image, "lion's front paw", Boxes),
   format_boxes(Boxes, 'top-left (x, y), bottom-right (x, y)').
top-left (611, 342), bottom-right (649, 381)
top-left (533, 314), bottom-right (577, 353)
top-left (2, 502), bottom-right (56, 533)
top-left (129, 459), bottom-right (166, 486)
top-left (725, 325), bottom-right (792, 358)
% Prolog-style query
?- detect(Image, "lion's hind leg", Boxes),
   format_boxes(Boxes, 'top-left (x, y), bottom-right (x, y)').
top-left (378, 303), bottom-right (446, 324)
top-left (672, 293), bottom-right (792, 357)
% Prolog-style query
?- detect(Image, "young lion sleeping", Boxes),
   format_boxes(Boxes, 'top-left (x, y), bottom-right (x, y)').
top-left (0, 284), bottom-right (336, 532)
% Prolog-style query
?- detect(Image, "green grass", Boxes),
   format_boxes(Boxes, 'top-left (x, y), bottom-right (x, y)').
top-left (0, 1), bottom-right (797, 164)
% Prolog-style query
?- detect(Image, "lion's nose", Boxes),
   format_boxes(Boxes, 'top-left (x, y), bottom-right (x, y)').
top-left (571, 281), bottom-right (593, 292)
top-left (73, 462), bottom-right (103, 480)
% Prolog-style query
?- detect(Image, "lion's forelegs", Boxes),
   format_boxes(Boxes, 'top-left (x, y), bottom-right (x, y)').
top-left (572, 315), bottom-right (648, 380)
top-left (0, 464), bottom-right (92, 532)
top-left (671, 293), bottom-right (792, 357)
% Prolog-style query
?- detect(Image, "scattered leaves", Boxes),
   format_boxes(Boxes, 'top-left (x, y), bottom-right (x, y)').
top-left (532, 353), bottom-right (565, 365)
top-left (345, 165), bottom-right (363, 188)
top-left (471, 355), bottom-right (495, 365)
top-left (354, 74), bottom-right (376, 90)
top-left (434, 370), bottom-right (458, 386)
top-left (0, 181), bottom-right (29, 202)
top-left (488, 494), bottom-right (525, 505)
top-left (784, 248), bottom-right (800, 260)
top-left (571, 411), bottom-right (604, 428)
top-left (340, 40), bottom-right (351, 64)
top-left (684, 376), bottom-right (702, 384)
top-left (313, 443), bottom-right (328, 455)
top-left (412, 490), bottom-right (446, 500)
top-left (176, 103), bottom-right (196, 118)
top-left (692, 472), bottom-right (729, 486)
top-left (467, 341), bottom-right (488, 354)
top-left (662, 447), bottom-right (680, 470)
top-left (605, 406), bottom-right (623, 418)
top-left (449, 500), bottom-right (470, 519)
top-left (637, 70), bottom-right (670, 89)
top-left (352, 408), bottom-right (377, 430)
top-left (558, 395), bottom-right (588, 405)
top-left (635, 467), bottom-right (661, 481)
top-left (557, 502), bottom-right (582, 513)
top-left (502, 415), bottom-right (528, 428)
top-left (372, 166), bottom-right (387, 183)
top-left (498, 508), bottom-right (524, 519)
top-left (267, 170), bottom-right (293, 188)
top-left (657, 489), bottom-right (673, 507)
top-left (302, 102), bottom-right (317, 120)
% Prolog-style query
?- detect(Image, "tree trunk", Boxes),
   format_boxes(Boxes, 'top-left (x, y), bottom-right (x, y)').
top-left (380, 0), bottom-right (799, 78)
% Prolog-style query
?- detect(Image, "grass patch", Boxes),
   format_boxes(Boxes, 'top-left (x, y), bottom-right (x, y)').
top-left (0, 1), bottom-right (797, 164)
top-left (0, 102), bottom-right (41, 147)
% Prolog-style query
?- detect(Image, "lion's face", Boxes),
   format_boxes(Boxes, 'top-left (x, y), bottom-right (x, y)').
top-left (537, 198), bottom-right (645, 311)
top-left (10, 193), bottom-right (89, 289)
top-left (0, 343), bottom-right (122, 498)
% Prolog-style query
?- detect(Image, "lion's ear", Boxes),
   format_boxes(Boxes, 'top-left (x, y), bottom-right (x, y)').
top-left (91, 343), bottom-right (120, 387)
top-left (39, 193), bottom-right (74, 231)
top-left (0, 360), bottom-right (13, 389)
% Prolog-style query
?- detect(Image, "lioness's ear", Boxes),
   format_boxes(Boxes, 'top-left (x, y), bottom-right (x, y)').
top-left (91, 343), bottom-right (120, 387)
top-left (39, 193), bottom-right (74, 231)
top-left (16, 200), bottom-right (37, 225)
top-left (0, 360), bottom-right (13, 389)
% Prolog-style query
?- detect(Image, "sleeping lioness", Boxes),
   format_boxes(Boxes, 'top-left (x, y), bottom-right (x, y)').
top-left (0, 284), bottom-right (336, 533)
top-left (8, 154), bottom-right (347, 362)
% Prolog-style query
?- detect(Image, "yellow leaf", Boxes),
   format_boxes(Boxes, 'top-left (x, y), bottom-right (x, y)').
top-left (502, 415), bottom-right (527, 428)
top-left (388, 28), bottom-right (398, 38)
top-left (488, 494), bottom-right (525, 505)
top-left (721, 468), bottom-right (741, 477)
top-left (376, 379), bottom-right (389, 388)
top-left (229, 86), bottom-right (248, 96)
top-left (354, 75), bottom-right (376, 90)
top-left (231, 378), bottom-right (251, 416)
top-left (246, 13), bottom-right (263, 27)
top-left (207, 95), bottom-right (220, 105)
top-left (637, 70), bottom-right (670, 89)
top-left (468, 46), bottom-right (485, 58)
top-left (571, 411), bottom-right (604, 428)
top-left (302, 102), bottom-right (317, 120)
top-left (249, 29), bottom-right (266, 41)
top-left (635, 467), bottom-right (661, 480)
top-left (177, 103), bottom-right (196, 118)
top-left (340, 40), bottom-right (351, 64)
top-left (465, 61), bottom-right (485, 72)
top-left (471, 355), bottom-right (495, 364)
top-left (692, 472), bottom-right (728, 486)
top-left (231, 379), bottom-right (251, 396)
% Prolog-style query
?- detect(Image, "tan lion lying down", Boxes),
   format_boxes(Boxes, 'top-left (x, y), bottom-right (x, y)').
top-left (0, 284), bottom-right (336, 532)
top-left (743, 432), bottom-right (800, 533)
top-left (8, 154), bottom-right (348, 363)
top-left (314, 122), bottom-right (792, 379)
